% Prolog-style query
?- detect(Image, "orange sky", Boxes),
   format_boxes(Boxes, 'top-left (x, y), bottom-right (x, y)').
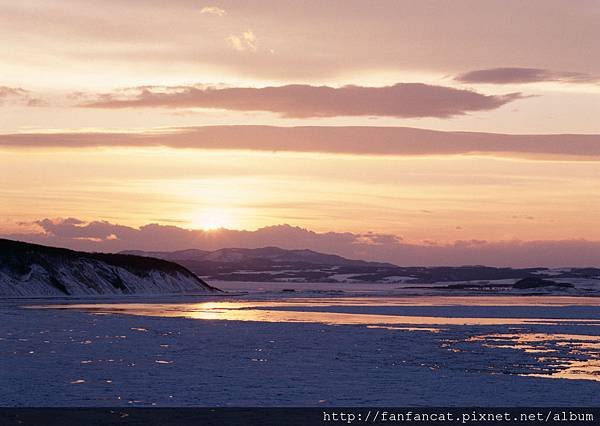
top-left (1, 0), bottom-right (599, 265)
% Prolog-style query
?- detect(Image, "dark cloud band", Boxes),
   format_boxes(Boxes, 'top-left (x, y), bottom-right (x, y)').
top-left (1, 126), bottom-right (599, 160)
top-left (456, 67), bottom-right (599, 84)
top-left (80, 83), bottom-right (522, 118)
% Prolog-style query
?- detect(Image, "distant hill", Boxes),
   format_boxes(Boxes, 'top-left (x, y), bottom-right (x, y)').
top-left (119, 246), bottom-right (592, 286)
top-left (122, 249), bottom-right (211, 262)
top-left (121, 247), bottom-right (396, 280)
top-left (123, 246), bottom-right (395, 267)
top-left (0, 239), bottom-right (219, 297)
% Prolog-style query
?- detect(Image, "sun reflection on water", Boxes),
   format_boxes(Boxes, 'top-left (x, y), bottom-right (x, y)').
top-left (467, 333), bottom-right (600, 381)
top-left (29, 296), bottom-right (600, 382)
top-left (31, 298), bottom-right (600, 327)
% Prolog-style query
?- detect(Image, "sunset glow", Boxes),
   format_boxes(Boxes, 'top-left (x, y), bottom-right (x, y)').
top-left (3, 2), bottom-right (600, 414)
top-left (1, 0), bottom-right (598, 266)
top-left (192, 208), bottom-right (236, 231)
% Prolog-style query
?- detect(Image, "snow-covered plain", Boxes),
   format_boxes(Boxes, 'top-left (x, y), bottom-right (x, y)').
top-left (1, 283), bottom-right (599, 406)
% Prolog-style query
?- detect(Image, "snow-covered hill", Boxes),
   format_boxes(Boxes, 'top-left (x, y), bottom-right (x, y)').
top-left (120, 247), bottom-right (600, 292)
top-left (122, 246), bottom-right (394, 267)
top-left (0, 239), bottom-right (219, 297)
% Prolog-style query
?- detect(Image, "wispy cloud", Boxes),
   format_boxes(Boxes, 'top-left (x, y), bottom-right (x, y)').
top-left (200, 6), bottom-right (226, 16)
top-left (0, 86), bottom-right (28, 99)
top-left (456, 67), bottom-right (600, 85)
top-left (0, 86), bottom-right (46, 107)
top-left (5, 218), bottom-right (600, 267)
top-left (226, 30), bottom-right (257, 52)
top-left (1, 126), bottom-right (599, 160)
top-left (79, 83), bottom-right (522, 118)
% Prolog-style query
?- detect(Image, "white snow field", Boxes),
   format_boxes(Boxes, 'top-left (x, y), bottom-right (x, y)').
top-left (1, 285), bottom-right (599, 406)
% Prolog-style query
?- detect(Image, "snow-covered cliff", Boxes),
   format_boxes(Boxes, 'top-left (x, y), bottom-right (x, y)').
top-left (0, 239), bottom-right (219, 297)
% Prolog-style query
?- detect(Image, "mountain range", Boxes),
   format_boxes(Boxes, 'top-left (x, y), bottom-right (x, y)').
top-left (2, 240), bottom-right (597, 297)
top-left (121, 246), bottom-right (600, 287)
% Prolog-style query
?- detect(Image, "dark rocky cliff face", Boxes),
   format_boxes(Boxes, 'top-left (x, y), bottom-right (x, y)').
top-left (0, 239), bottom-right (219, 296)
top-left (513, 276), bottom-right (573, 289)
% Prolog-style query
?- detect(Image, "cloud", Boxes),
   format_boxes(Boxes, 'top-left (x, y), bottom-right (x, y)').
top-left (0, 86), bottom-right (46, 107)
top-left (455, 67), bottom-right (600, 85)
top-left (0, 86), bottom-right (28, 99)
top-left (1, 126), bottom-right (599, 160)
top-left (226, 30), bottom-right (257, 52)
top-left (226, 35), bottom-right (244, 51)
top-left (200, 6), bottom-right (226, 16)
top-left (5, 218), bottom-right (600, 267)
top-left (79, 83), bottom-right (521, 118)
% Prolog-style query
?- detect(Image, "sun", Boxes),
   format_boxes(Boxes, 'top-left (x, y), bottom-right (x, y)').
top-left (192, 208), bottom-right (233, 231)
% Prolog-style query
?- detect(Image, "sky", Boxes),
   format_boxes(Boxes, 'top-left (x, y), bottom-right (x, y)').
top-left (1, 0), bottom-right (599, 266)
